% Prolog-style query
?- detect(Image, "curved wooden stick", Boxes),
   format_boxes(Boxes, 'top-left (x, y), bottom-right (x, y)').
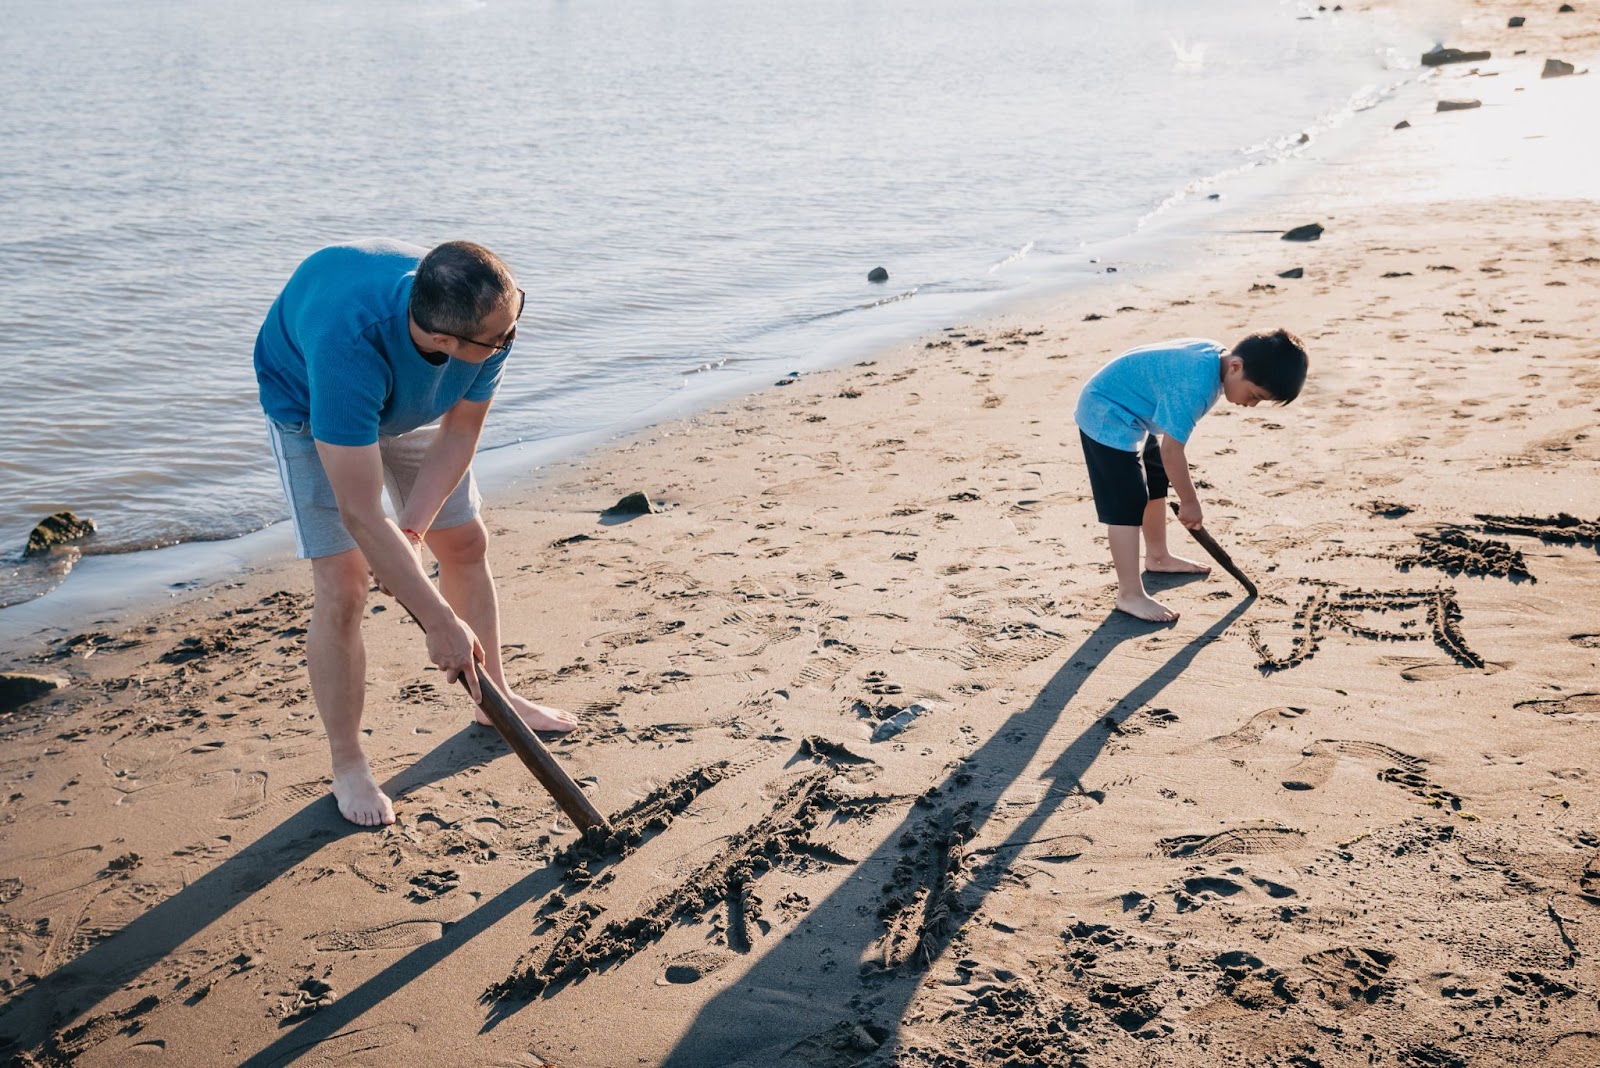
top-left (1170, 501), bottom-right (1258, 597)
top-left (400, 602), bottom-right (610, 833)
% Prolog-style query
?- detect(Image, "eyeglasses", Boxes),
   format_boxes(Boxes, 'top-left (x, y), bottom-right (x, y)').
top-left (429, 288), bottom-right (526, 357)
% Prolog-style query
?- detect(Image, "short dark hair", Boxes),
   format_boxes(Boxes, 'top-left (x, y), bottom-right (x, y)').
top-left (1232, 328), bottom-right (1309, 404)
top-left (409, 241), bottom-right (516, 337)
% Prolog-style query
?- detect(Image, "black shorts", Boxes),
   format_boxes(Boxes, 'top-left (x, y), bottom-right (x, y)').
top-left (1080, 430), bottom-right (1169, 526)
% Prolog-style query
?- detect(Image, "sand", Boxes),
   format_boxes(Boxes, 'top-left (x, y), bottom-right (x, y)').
top-left (4, 3), bottom-right (1600, 1065)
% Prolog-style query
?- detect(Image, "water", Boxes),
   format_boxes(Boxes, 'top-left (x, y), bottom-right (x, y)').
top-left (0, 0), bottom-right (1434, 612)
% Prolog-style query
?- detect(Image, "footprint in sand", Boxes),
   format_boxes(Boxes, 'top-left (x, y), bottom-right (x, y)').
top-left (1280, 739), bottom-right (1458, 807)
top-left (1516, 692), bottom-right (1600, 719)
top-left (1158, 826), bottom-right (1305, 859)
top-left (1209, 706), bottom-right (1307, 750)
top-left (314, 918), bottom-right (450, 952)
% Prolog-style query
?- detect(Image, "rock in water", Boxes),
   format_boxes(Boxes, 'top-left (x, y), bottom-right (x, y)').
top-left (603, 492), bottom-right (657, 516)
top-left (0, 673), bottom-right (68, 713)
top-left (1542, 58), bottom-right (1577, 78)
top-left (24, 511), bottom-right (95, 557)
top-left (1421, 47), bottom-right (1492, 66)
top-left (1437, 99), bottom-right (1483, 112)
top-left (1394, 120), bottom-right (1412, 129)
top-left (1281, 223), bottom-right (1324, 242)
top-left (867, 266), bottom-right (889, 283)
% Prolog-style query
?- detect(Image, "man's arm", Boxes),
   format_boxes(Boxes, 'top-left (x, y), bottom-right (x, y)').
top-left (395, 398), bottom-right (492, 536)
top-left (1159, 435), bottom-right (1203, 530)
top-left (315, 439), bottom-right (483, 701)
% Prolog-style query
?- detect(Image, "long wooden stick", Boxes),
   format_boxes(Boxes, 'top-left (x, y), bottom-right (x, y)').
top-left (400, 603), bottom-right (610, 833)
top-left (1170, 501), bottom-right (1258, 597)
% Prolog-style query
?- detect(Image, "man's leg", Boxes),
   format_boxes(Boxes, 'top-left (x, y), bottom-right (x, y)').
top-left (427, 518), bottom-right (577, 732)
top-left (308, 549), bottom-right (395, 826)
top-left (1108, 523), bottom-right (1178, 622)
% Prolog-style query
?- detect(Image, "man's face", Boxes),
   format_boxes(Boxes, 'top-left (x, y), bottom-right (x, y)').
top-left (430, 288), bottom-right (525, 364)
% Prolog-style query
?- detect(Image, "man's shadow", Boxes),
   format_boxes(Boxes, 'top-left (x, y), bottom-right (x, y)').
top-left (660, 598), bottom-right (1253, 1066)
top-left (0, 725), bottom-right (518, 1055)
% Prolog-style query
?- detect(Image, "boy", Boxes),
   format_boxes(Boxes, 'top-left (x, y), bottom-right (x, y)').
top-left (1074, 330), bottom-right (1308, 622)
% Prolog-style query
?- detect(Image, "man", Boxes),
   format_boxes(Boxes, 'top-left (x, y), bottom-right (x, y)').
top-left (255, 238), bottom-right (577, 828)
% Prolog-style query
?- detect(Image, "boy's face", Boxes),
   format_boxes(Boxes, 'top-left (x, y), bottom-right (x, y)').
top-left (1221, 356), bottom-right (1275, 407)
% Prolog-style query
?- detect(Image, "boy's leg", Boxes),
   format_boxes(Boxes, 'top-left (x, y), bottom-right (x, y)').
top-left (1079, 431), bottom-right (1178, 622)
top-left (1139, 435), bottom-right (1209, 574)
top-left (1108, 523), bottom-right (1178, 622)
top-left (308, 549), bottom-right (396, 826)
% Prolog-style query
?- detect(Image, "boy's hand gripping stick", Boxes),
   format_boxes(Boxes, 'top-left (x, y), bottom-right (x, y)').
top-left (1170, 501), bottom-right (1258, 598)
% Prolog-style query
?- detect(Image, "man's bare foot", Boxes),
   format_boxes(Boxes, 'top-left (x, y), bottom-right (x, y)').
top-left (331, 765), bottom-right (395, 827)
top-left (1115, 592), bottom-right (1179, 622)
top-left (475, 693), bottom-right (579, 733)
top-left (1145, 553), bottom-right (1211, 574)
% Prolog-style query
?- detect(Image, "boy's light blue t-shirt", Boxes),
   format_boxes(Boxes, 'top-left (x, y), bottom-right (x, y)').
top-left (254, 239), bottom-right (509, 447)
top-left (1074, 338), bottom-right (1225, 451)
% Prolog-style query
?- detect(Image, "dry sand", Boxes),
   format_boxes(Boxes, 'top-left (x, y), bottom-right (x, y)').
top-left (4, 4), bottom-right (1600, 1065)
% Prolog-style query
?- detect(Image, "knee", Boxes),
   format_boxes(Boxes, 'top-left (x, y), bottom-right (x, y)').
top-left (427, 519), bottom-right (488, 567)
top-left (311, 556), bottom-right (369, 629)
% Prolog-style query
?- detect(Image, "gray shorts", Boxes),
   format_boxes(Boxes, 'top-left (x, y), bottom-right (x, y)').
top-left (266, 418), bottom-right (482, 560)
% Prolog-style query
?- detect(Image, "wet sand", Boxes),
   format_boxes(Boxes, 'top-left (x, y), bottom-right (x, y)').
top-left (3, 4), bottom-right (1600, 1065)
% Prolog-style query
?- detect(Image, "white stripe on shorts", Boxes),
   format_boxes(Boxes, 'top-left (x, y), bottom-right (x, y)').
top-left (266, 417), bottom-right (308, 559)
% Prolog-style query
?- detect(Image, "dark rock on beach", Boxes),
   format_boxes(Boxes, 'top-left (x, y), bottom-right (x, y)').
top-left (1509, 16), bottom-right (1526, 26)
top-left (1281, 223), bottom-right (1324, 242)
top-left (1394, 119), bottom-right (1412, 129)
top-left (23, 511), bottom-right (95, 557)
top-left (867, 266), bottom-right (889, 283)
top-left (1541, 58), bottom-right (1577, 78)
top-left (1437, 99), bottom-right (1483, 112)
top-left (1278, 267), bottom-right (1305, 279)
top-left (0, 673), bottom-right (68, 714)
top-left (1559, 3), bottom-right (1575, 12)
top-left (603, 491), bottom-right (657, 516)
top-left (1421, 47), bottom-right (1492, 66)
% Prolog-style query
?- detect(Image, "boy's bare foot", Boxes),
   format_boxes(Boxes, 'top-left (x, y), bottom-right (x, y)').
top-left (1115, 593), bottom-right (1180, 622)
top-left (475, 693), bottom-right (579, 733)
top-left (331, 764), bottom-right (396, 827)
top-left (1145, 553), bottom-right (1211, 574)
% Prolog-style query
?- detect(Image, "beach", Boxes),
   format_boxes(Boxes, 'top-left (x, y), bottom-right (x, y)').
top-left (4, 2), bottom-right (1600, 1065)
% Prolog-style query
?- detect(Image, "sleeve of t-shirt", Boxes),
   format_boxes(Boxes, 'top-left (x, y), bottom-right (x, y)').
top-left (1151, 348), bottom-right (1220, 444)
top-left (463, 346), bottom-right (510, 403)
top-left (304, 326), bottom-right (389, 446)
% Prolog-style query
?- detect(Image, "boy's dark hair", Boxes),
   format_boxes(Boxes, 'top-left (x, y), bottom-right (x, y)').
top-left (1232, 328), bottom-right (1309, 404)
top-left (410, 241), bottom-right (516, 337)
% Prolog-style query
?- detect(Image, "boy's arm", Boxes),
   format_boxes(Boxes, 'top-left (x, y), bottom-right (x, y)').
top-left (1159, 435), bottom-right (1204, 530)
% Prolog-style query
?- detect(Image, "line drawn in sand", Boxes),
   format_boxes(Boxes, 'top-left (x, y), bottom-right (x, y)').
top-left (1248, 587), bottom-right (1485, 672)
top-left (487, 744), bottom-right (895, 1002)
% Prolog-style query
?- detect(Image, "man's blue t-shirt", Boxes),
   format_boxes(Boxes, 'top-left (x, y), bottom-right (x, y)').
top-left (254, 239), bottom-right (509, 446)
top-left (1074, 338), bottom-right (1225, 451)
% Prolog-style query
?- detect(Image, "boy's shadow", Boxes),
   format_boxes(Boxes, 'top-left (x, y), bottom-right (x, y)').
top-left (650, 599), bottom-right (1252, 1065)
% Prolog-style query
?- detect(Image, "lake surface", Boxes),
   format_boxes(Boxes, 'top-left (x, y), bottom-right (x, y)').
top-left (0, 0), bottom-right (1434, 612)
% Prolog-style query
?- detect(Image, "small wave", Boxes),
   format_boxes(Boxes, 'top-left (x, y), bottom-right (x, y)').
top-left (0, 548), bottom-right (79, 609)
top-left (988, 242), bottom-right (1034, 274)
top-left (1135, 67), bottom-right (1429, 229)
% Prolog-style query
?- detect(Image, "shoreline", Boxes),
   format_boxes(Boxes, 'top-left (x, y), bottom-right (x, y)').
top-left (4, 4), bottom-right (1600, 1065)
top-left (0, 40), bottom-right (1442, 657)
